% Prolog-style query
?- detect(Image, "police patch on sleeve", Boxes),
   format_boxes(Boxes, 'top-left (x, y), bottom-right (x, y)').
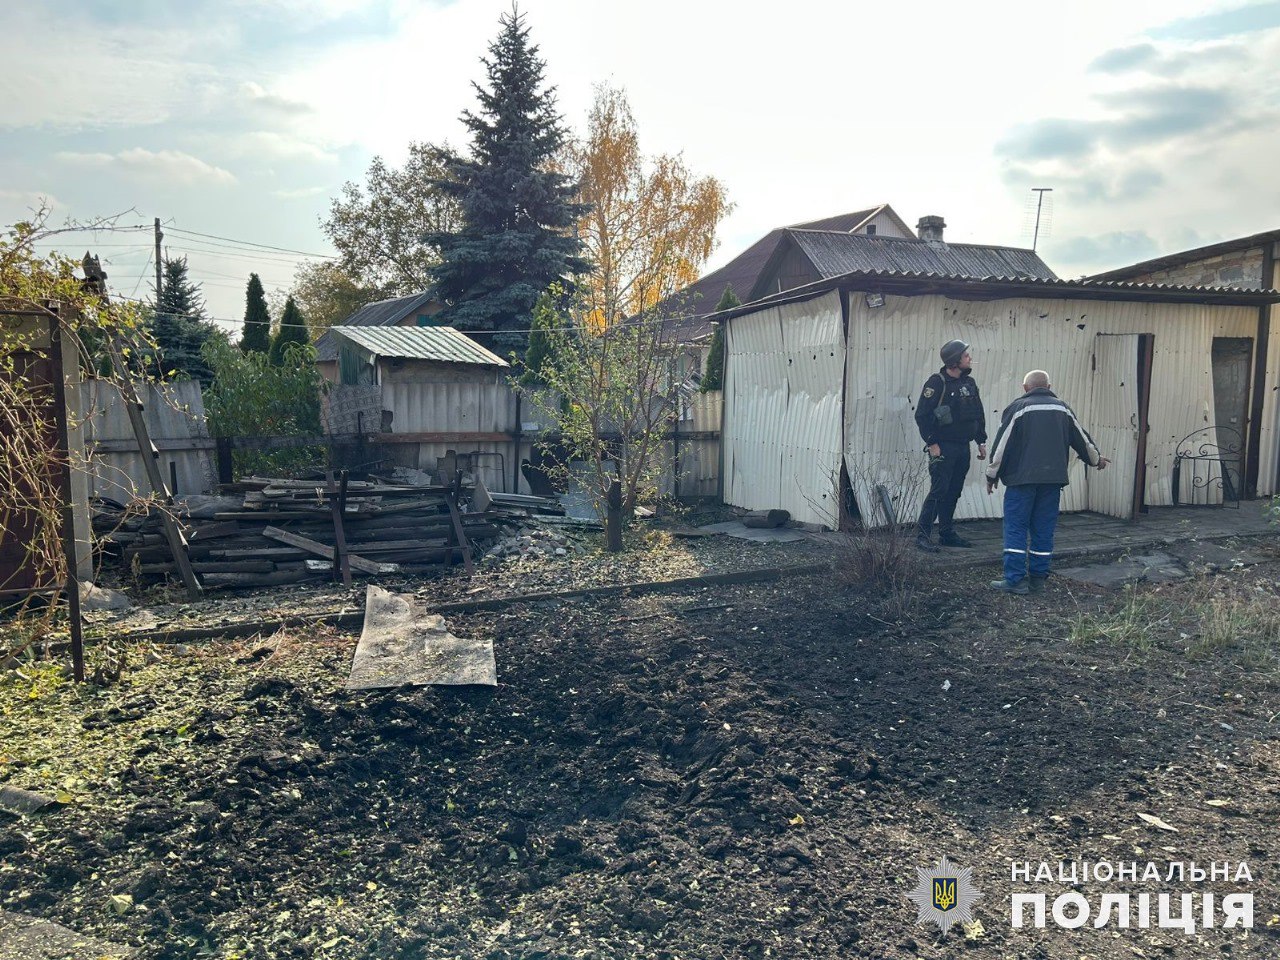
top-left (923, 387), bottom-right (935, 398)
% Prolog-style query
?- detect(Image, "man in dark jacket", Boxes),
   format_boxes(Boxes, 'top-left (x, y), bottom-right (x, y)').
top-left (984, 370), bottom-right (1109, 594)
top-left (914, 339), bottom-right (987, 552)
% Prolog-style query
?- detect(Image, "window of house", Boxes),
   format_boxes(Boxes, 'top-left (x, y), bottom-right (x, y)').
top-left (866, 225), bottom-right (877, 235)
top-left (416, 314), bottom-right (445, 326)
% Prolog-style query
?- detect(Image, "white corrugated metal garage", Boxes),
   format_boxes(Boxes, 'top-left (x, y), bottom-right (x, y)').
top-left (720, 273), bottom-right (1279, 528)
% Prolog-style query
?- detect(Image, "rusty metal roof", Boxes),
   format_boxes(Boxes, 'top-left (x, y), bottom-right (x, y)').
top-left (329, 325), bottom-right (508, 367)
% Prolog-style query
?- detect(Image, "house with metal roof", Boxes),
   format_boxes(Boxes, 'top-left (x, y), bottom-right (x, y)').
top-left (322, 325), bottom-right (528, 495)
top-left (329, 325), bottom-right (508, 385)
top-left (314, 291), bottom-right (444, 382)
top-left (657, 204), bottom-right (917, 344)
top-left (748, 223), bottom-right (1055, 301)
top-left (709, 267), bottom-right (1280, 528)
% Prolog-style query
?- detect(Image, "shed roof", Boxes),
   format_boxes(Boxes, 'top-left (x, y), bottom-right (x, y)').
top-left (708, 268), bottom-right (1280, 324)
top-left (1087, 228), bottom-right (1280, 283)
top-left (330, 325), bottom-right (508, 367)
top-left (314, 291), bottom-right (438, 362)
top-left (656, 205), bottom-right (904, 341)
top-left (755, 230), bottom-right (1055, 299)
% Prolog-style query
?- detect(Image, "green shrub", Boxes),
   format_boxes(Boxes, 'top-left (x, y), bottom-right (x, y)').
top-left (201, 338), bottom-right (323, 477)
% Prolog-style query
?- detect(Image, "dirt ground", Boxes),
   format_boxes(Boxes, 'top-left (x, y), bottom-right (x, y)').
top-left (3, 532), bottom-right (1280, 959)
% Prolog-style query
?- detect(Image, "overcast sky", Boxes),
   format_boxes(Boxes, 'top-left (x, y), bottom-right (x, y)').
top-left (3, 0), bottom-right (1278, 330)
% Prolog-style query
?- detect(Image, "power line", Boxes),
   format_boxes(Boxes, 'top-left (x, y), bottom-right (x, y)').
top-left (129, 249), bottom-right (154, 299)
top-left (107, 291), bottom-right (687, 336)
top-left (166, 226), bottom-right (336, 259)
top-left (161, 242), bottom-right (318, 267)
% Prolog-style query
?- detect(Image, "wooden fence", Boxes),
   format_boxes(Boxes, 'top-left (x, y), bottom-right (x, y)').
top-left (79, 380), bottom-right (215, 503)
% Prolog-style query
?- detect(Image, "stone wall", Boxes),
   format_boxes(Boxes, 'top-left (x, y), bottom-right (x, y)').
top-left (1129, 246), bottom-right (1265, 289)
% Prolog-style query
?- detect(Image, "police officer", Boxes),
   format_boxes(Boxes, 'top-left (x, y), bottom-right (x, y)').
top-left (914, 339), bottom-right (987, 552)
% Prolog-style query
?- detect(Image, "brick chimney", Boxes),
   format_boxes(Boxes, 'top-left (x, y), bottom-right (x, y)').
top-left (916, 215), bottom-right (946, 243)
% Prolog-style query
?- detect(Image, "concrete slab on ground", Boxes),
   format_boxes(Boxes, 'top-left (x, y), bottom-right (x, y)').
top-left (697, 521), bottom-right (810, 543)
top-left (0, 909), bottom-right (134, 959)
top-left (899, 502), bottom-right (1275, 588)
top-left (1056, 552), bottom-right (1188, 589)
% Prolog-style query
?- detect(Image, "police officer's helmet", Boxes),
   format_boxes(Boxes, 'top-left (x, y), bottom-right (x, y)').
top-left (940, 339), bottom-right (969, 367)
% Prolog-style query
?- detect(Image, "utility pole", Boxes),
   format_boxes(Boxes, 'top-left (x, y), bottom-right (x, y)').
top-left (154, 217), bottom-right (163, 303)
top-left (1031, 188), bottom-right (1053, 252)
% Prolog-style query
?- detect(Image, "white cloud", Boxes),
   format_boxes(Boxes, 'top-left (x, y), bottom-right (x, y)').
top-left (273, 185), bottom-right (331, 199)
top-left (56, 149), bottom-right (238, 186)
top-left (213, 131), bottom-right (336, 163)
top-left (238, 81), bottom-right (314, 118)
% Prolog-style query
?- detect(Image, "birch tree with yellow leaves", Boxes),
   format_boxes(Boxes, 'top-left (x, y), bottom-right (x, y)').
top-left (519, 88), bottom-right (732, 520)
top-left (569, 85), bottom-right (731, 331)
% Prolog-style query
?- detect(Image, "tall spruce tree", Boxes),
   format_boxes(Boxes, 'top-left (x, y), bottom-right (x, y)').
top-left (151, 256), bottom-right (218, 383)
top-left (241, 273), bottom-right (271, 353)
top-left (700, 284), bottom-right (738, 392)
top-left (268, 296), bottom-right (309, 365)
top-left (427, 8), bottom-right (588, 356)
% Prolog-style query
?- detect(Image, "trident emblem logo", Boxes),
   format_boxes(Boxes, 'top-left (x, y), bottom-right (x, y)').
top-left (932, 877), bottom-right (957, 911)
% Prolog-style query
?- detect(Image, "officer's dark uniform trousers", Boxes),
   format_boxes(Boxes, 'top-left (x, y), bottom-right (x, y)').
top-left (917, 441), bottom-right (970, 540)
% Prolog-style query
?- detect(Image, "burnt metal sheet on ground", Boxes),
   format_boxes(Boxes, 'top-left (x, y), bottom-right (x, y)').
top-left (347, 585), bottom-right (496, 690)
top-left (0, 909), bottom-right (135, 959)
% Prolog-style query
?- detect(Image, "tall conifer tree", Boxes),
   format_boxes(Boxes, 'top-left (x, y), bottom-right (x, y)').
top-left (268, 296), bottom-right (309, 365)
top-left (151, 255), bottom-right (218, 383)
top-left (427, 8), bottom-right (588, 355)
top-left (241, 273), bottom-right (271, 353)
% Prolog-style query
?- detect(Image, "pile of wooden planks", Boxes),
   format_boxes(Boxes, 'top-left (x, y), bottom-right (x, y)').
top-left (107, 476), bottom-right (500, 589)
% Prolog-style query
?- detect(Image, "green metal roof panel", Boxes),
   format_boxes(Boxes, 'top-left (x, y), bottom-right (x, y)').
top-left (329, 325), bottom-right (509, 367)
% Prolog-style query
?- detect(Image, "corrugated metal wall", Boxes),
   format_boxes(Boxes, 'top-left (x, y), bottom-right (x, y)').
top-left (1256, 252), bottom-right (1280, 497)
top-left (843, 293), bottom-right (1259, 524)
top-left (382, 374), bottom-right (517, 435)
top-left (724, 292), bottom-right (845, 525)
top-left (81, 380), bottom-right (214, 503)
top-left (381, 375), bottom-right (527, 494)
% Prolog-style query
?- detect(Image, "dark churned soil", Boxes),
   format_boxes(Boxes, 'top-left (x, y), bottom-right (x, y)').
top-left (3, 556), bottom-right (1280, 959)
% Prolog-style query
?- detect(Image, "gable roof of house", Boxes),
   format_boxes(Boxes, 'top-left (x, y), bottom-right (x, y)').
top-left (329, 325), bottom-right (508, 368)
top-left (1087, 228), bottom-right (1280, 283)
top-left (749, 230), bottom-right (1056, 300)
top-left (657, 205), bottom-right (909, 341)
top-left (314, 291), bottom-right (438, 362)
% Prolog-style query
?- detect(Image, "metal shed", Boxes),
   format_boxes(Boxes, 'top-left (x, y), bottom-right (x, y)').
top-left (326, 326), bottom-right (540, 494)
top-left (716, 272), bottom-right (1280, 527)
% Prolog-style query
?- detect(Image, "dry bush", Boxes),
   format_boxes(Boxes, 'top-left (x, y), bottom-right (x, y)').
top-left (824, 466), bottom-right (927, 620)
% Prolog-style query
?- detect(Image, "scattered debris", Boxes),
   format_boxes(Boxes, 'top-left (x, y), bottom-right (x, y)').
top-left (77, 581), bottom-right (132, 614)
top-left (98, 476), bottom-right (505, 590)
top-left (1137, 812), bottom-right (1179, 832)
top-left (0, 785), bottom-right (55, 816)
top-left (0, 909), bottom-right (135, 959)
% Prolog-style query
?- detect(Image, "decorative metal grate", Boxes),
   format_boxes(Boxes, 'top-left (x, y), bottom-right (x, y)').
top-left (1171, 426), bottom-right (1242, 508)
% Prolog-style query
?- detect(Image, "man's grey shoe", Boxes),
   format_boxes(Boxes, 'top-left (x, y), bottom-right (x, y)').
top-left (1028, 577), bottom-right (1047, 594)
top-left (939, 533), bottom-right (973, 548)
top-left (915, 535), bottom-right (940, 554)
top-left (989, 578), bottom-right (1029, 595)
